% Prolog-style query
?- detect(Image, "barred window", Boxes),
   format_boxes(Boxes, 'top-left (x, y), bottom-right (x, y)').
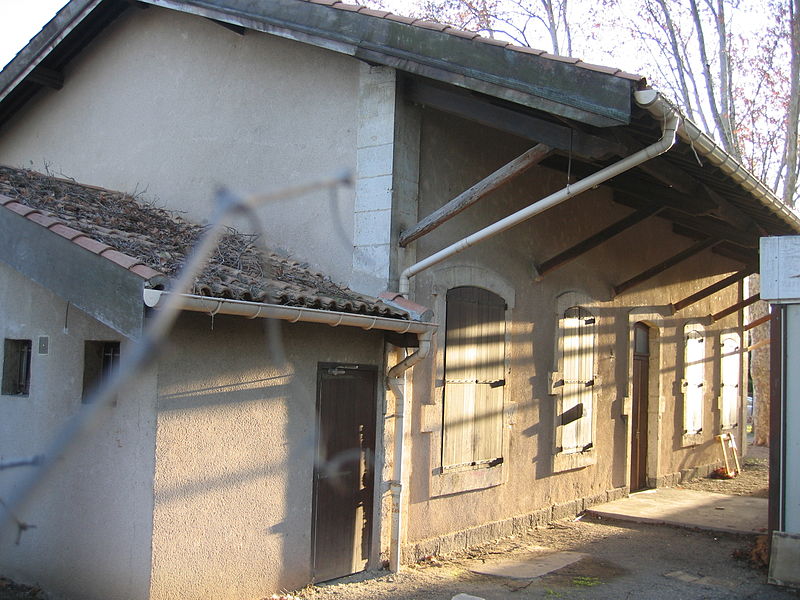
top-left (2, 339), bottom-right (32, 396)
top-left (82, 341), bottom-right (120, 403)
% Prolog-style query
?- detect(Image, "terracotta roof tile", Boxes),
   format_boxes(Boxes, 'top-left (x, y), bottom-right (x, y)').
top-left (0, 165), bottom-right (407, 319)
top-left (383, 13), bottom-right (416, 24)
top-left (100, 248), bottom-right (142, 270)
top-left (130, 264), bottom-right (162, 280)
top-left (49, 223), bottom-right (84, 240)
top-left (27, 212), bottom-right (61, 228)
top-left (411, 19), bottom-right (451, 32)
top-left (5, 201), bottom-right (38, 217)
top-left (539, 52), bottom-right (581, 64)
top-left (315, 0), bottom-right (644, 83)
top-left (356, 7), bottom-right (391, 18)
top-left (474, 36), bottom-right (511, 47)
top-left (73, 236), bottom-right (112, 255)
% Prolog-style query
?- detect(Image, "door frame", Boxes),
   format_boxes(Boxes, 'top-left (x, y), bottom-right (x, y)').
top-left (311, 362), bottom-right (380, 582)
top-left (626, 310), bottom-right (665, 490)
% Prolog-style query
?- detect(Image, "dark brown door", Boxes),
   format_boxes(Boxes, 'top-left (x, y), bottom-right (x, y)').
top-left (312, 364), bottom-right (377, 582)
top-left (630, 323), bottom-right (650, 492)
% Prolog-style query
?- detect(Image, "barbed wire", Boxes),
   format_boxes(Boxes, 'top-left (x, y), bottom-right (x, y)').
top-left (0, 171), bottom-right (353, 543)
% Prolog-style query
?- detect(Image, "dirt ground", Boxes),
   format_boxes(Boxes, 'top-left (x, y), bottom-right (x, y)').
top-left (3, 445), bottom-right (792, 600)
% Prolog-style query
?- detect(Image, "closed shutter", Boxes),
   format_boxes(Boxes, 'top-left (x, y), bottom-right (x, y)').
top-left (442, 287), bottom-right (505, 468)
top-left (683, 325), bottom-right (705, 435)
top-left (720, 333), bottom-right (741, 430)
top-left (560, 309), bottom-right (595, 454)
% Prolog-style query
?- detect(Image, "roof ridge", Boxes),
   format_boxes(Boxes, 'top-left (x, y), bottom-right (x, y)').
top-left (0, 193), bottom-right (163, 281)
top-left (301, 0), bottom-right (644, 82)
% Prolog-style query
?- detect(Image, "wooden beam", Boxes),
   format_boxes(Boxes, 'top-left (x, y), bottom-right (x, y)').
top-left (28, 66), bottom-right (63, 90)
top-left (712, 293), bottom-right (760, 322)
top-left (670, 268), bottom-right (755, 313)
top-left (399, 144), bottom-right (552, 247)
top-left (671, 225), bottom-right (758, 265)
top-left (613, 238), bottom-right (719, 296)
top-left (747, 338), bottom-right (770, 352)
top-left (534, 205), bottom-right (661, 279)
top-left (407, 79), bottom-right (625, 160)
top-left (745, 313), bottom-right (773, 331)
top-left (207, 18), bottom-right (246, 35)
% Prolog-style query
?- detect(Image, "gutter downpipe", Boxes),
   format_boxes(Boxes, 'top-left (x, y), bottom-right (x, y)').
top-left (398, 88), bottom-right (680, 296)
top-left (386, 330), bottom-right (432, 573)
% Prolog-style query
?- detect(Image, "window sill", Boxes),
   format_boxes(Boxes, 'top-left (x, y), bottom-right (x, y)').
top-left (682, 432), bottom-right (704, 447)
top-left (430, 462), bottom-right (504, 497)
top-left (553, 449), bottom-right (596, 472)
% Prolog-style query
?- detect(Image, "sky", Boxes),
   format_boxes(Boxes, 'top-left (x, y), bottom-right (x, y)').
top-left (0, 1), bottom-right (70, 69)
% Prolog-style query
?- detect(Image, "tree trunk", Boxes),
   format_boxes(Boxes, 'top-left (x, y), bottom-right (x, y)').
top-left (748, 276), bottom-right (770, 446)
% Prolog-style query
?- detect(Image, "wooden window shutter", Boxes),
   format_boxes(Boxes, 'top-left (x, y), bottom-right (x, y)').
top-left (720, 333), bottom-right (741, 430)
top-left (442, 287), bottom-right (505, 468)
top-left (559, 308), bottom-right (595, 454)
top-left (683, 325), bottom-right (705, 435)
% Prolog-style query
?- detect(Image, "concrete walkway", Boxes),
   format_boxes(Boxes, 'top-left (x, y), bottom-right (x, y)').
top-left (586, 487), bottom-right (768, 535)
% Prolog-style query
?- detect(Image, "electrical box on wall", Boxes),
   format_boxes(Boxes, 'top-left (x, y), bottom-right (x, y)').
top-left (761, 236), bottom-right (800, 303)
top-left (37, 336), bottom-right (49, 355)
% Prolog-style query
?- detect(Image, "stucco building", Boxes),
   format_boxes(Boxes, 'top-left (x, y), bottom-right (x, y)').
top-left (0, 1), bottom-right (797, 599)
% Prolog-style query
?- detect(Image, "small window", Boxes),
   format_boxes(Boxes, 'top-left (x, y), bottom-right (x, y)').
top-left (2, 339), bottom-right (32, 395)
top-left (82, 341), bottom-right (120, 403)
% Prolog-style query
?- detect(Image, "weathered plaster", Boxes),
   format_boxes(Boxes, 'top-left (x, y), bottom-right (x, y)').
top-left (0, 262), bottom-right (156, 600)
top-left (402, 105), bottom-right (744, 548)
top-left (0, 6), bottom-right (360, 286)
top-left (150, 314), bottom-right (386, 598)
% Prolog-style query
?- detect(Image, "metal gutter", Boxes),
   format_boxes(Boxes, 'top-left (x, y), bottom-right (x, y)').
top-left (638, 92), bottom-right (800, 234)
top-left (142, 289), bottom-right (437, 334)
top-left (398, 88), bottom-right (680, 295)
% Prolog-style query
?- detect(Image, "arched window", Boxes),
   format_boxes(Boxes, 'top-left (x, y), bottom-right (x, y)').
top-left (720, 332), bottom-right (741, 430)
top-left (442, 286), bottom-right (506, 469)
top-left (557, 307), bottom-right (596, 455)
top-left (682, 323), bottom-right (706, 436)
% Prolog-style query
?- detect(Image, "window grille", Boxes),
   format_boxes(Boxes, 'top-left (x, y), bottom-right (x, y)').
top-left (2, 339), bottom-right (32, 395)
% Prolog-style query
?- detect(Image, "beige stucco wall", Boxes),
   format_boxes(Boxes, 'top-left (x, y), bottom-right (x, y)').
top-left (150, 313), bottom-right (386, 599)
top-left (0, 262), bottom-right (156, 600)
top-left (402, 106), bottom-right (744, 546)
top-left (0, 5), bottom-right (360, 286)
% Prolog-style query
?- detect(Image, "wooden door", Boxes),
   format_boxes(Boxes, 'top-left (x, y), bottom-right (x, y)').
top-left (630, 323), bottom-right (650, 491)
top-left (312, 365), bottom-right (376, 582)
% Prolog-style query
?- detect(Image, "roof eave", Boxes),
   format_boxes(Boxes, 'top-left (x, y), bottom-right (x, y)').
top-left (638, 91), bottom-right (800, 235)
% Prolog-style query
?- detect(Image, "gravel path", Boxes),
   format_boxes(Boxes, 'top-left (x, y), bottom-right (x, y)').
top-left (4, 445), bottom-right (791, 600)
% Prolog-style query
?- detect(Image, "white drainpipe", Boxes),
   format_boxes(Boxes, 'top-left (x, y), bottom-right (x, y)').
top-left (398, 89), bottom-right (680, 296)
top-left (386, 330), bottom-right (432, 572)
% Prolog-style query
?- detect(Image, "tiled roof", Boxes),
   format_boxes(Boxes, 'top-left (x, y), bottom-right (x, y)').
top-left (301, 0), bottom-right (644, 82)
top-left (0, 166), bottom-right (407, 319)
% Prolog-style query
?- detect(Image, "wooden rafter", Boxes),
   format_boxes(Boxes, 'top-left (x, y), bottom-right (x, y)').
top-left (534, 205), bottom-right (661, 279)
top-left (711, 293), bottom-right (760, 322)
top-left (399, 144), bottom-right (552, 247)
top-left (670, 268), bottom-right (755, 313)
top-left (745, 313), bottom-right (773, 331)
top-left (613, 238), bottom-right (719, 296)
